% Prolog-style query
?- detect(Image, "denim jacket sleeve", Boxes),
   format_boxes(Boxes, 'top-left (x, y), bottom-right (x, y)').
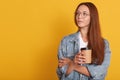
top-left (86, 39), bottom-right (111, 80)
top-left (56, 37), bottom-right (75, 80)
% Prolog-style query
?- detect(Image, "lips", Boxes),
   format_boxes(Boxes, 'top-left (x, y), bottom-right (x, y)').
top-left (77, 20), bottom-right (83, 23)
top-left (78, 21), bottom-right (82, 22)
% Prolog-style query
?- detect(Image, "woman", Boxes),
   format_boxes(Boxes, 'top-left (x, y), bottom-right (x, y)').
top-left (57, 2), bottom-right (111, 80)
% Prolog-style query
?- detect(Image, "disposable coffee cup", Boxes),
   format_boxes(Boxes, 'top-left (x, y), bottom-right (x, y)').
top-left (81, 48), bottom-right (92, 64)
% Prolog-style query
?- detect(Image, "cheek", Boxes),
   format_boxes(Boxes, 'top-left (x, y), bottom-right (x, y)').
top-left (85, 18), bottom-right (90, 25)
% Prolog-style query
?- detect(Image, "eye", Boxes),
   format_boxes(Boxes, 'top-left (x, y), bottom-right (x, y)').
top-left (83, 12), bottom-right (88, 16)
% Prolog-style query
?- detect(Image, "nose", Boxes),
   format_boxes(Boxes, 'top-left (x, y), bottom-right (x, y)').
top-left (78, 14), bottom-right (82, 19)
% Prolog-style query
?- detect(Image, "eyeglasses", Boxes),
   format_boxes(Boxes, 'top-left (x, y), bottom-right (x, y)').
top-left (75, 12), bottom-right (90, 18)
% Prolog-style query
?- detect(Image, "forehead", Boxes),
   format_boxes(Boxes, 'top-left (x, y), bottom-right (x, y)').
top-left (77, 5), bottom-right (90, 13)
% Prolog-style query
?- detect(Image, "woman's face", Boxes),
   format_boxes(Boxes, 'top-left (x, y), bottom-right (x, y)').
top-left (76, 5), bottom-right (90, 28)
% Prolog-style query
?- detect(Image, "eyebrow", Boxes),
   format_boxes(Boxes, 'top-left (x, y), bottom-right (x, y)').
top-left (83, 10), bottom-right (89, 13)
top-left (76, 10), bottom-right (89, 14)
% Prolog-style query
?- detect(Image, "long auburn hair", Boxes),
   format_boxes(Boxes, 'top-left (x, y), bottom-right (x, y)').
top-left (75, 2), bottom-right (105, 65)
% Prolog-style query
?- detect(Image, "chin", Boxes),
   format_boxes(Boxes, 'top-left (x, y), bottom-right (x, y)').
top-left (77, 23), bottom-right (89, 28)
top-left (77, 24), bottom-right (85, 28)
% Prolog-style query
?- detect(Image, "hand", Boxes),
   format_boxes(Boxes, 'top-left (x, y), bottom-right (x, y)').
top-left (66, 60), bottom-right (75, 75)
top-left (74, 52), bottom-right (86, 65)
top-left (58, 58), bottom-right (72, 68)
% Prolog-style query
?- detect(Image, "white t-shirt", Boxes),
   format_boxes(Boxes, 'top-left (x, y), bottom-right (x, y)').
top-left (79, 32), bottom-right (88, 52)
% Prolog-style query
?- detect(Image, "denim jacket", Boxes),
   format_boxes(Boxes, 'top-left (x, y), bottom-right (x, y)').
top-left (56, 32), bottom-right (111, 80)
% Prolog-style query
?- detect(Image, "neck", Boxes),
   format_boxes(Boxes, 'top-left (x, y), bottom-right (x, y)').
top-left (79, 27), bottom-right (89, 42)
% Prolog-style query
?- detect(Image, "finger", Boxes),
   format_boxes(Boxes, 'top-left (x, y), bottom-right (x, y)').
top-left (59, 59), bottom-right (64, 63)
top-left (77, 52), bottom-right (81, 55)
top-left (81, 51), bottom-right (85, 55)
top-left (75, 54), bottom-right (81, 58)
top-left (59, 60), bottom-right (62, 63)
top-left (74, 58), bottom-right (81, 64)
top-left (76, 55), bottom-right (86, 59)
top-left (80, 53), bottom-right (84, 56)
top-left (58, 62), bottom-right (66, 67)
top-left (59, 60), bottom-right (67, 65)
top-left (58, 63), bottom-right (62, 67)
top-left (78, 58), bottom-right (86, 62)
top-left (78, 61), bottom-right (86, 64)
top-left (75, 58), bottom-right (85, 64)
top-left (78, 59), bottom-right (86, 64)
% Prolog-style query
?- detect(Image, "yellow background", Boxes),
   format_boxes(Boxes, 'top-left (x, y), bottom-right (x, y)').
top-left (0, 0), bottom-right (119, 80)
